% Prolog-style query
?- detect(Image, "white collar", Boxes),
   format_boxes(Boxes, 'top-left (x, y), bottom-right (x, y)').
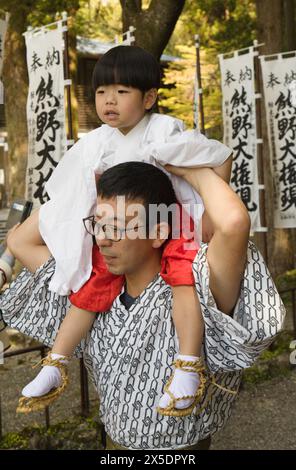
top-left (113, 114), bottom-right (150, 141)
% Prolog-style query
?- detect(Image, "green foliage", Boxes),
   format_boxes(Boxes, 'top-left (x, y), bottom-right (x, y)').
top-left (276, 269), bottom-right (296, 306)
top-left (261, 331), bottom-right (294, 358)
top-left (74, 0), bottom-right (122, 40)
top-left (276, 269), bottom-right (296, 291)
top-left (0, 431), bottom-right (29, 449)
top-left (0, 0), bottom-right (81, 31)
top-left (160, 0), bottom-right (256, 132)
top-left (159, 44), bottom-right (223, 135)
top-left (27, 1), bottom-right (80, 27)
top-left (159, 45), bottom-right (196, 129)
top-left (242, 330), bottom-right (294, 385)
top-left (243, 361), bottom-right (291, 385)
top-left (0, 0), bottom-right (122, 42)
top-left (0, 412), bottom-right (102, 450)
top-left (167, 0), bottom-right (256, 54)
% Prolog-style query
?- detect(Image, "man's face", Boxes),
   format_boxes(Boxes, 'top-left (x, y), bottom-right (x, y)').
top-left (94, 196), bottom-right (158, 276)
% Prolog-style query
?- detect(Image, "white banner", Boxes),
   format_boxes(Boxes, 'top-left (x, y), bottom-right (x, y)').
top-left (25, 22), bottom-right (66, 207)
top-left (0, 13), bottom-right (9, 104)
top-left (260, 53), bottom-right (296, 228)
top-left (219, 48), bottom-right (264, 232)
top-left (0, 15), bottom-right (8, 75)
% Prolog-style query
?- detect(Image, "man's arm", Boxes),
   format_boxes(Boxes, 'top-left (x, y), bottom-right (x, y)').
top-left (165, 164), bottom-right (250, 315)
top-left (201, 154), bottom-right (232, 243)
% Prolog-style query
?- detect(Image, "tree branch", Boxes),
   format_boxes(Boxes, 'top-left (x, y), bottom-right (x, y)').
top-left (120, 0), bottom-right (142, 14)
top-left (148, 0), bottom-right (185, 20)
top-left (120, 0), bottom-right (185, 59)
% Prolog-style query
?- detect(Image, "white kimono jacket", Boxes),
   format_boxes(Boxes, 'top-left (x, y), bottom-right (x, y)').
top-left (39, 113), bottom-right (232, 295)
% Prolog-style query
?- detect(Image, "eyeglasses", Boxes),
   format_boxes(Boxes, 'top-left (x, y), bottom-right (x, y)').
top-left (83, 215), bottom-right (145, 242)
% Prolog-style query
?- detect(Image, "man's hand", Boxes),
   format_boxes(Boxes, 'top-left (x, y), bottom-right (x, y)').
top-left (5, 223), bottom-right (21, 256)
top-left (163, 163), bottom-right (192, 178)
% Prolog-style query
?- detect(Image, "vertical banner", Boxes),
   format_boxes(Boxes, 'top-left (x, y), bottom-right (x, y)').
top-left (219, 49), bottom-right (263, 232)
top-left (0, 12), bottom-right (9, 104)
top-left (25, 22), bottom-right (66, 207)
top-left (260, 53), bottom-right (296, 228)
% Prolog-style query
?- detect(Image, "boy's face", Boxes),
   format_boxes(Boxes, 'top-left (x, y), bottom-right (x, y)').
top-left (95, 84), bottom-right (157, 134)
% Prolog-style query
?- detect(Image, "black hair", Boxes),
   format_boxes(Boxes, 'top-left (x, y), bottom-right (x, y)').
top-left (92, 45), bottom-right (161, 92)
top-left (97, 162), bottom-right (178, 235)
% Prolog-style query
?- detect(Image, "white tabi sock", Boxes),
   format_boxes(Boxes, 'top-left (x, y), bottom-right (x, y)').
top-left (158, 354), bottom-right (200, 410)
top-left (21, 353), bottom-right (69, 398)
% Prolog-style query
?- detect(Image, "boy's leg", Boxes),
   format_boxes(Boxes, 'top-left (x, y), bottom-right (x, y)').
top-left (52, 305), bottom-right (95, 356)
top-left (171, 285), bottom-right (204, 356)
top-left (158, 285), bottom-right (205, 411)
top-left (7, 209), bottom-right (51, 273)
top-left (21, 305), bottom-right (95, 398)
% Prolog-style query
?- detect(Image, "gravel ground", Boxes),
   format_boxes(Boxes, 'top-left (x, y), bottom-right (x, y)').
top-left (211, 308), bottom-right (296, 450)
top-left (211, 370), bottom-right (296, 450)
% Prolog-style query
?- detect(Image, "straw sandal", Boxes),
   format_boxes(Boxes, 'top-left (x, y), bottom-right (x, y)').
top-left (157, 357), bottom-right (207, 417)
top-left (17, 352), bottom-right (71, 414)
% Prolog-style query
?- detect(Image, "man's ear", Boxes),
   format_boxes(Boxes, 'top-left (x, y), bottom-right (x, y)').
top-left (151, 222), bottom-right (170, 248)
top-left (144, 88), bottom-right (158, 111)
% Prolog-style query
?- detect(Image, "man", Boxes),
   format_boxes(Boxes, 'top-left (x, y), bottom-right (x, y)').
top-left (0, 162), bottom-right (285, 450)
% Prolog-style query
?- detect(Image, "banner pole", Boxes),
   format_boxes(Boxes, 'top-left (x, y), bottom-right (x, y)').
top-left (62, 11), bottom-right (74, 145)
top-left (254, 40), bottom-right (268, 264)
top-left (194, 34), bottom-right (205, 133)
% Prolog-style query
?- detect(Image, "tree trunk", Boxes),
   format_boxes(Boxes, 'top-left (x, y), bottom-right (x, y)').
top-left (2, 26), bottom-right (28, 199)
top-left (120, 0), bottom-right (186, 59)
top-left (283, 0), bottom-right (296, 51)
top-left (255, 0), bottom-right (296, 277)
